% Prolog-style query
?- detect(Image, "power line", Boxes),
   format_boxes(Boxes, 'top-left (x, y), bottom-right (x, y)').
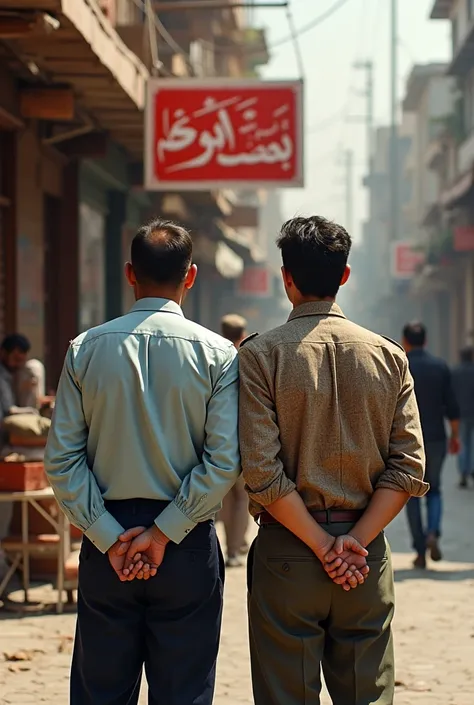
top-left (285, 2), bottom-right (305, 80)
top-left (270, 0), bottom-right (353, 48)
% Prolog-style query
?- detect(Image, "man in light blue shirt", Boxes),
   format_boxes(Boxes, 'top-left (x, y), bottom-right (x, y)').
top-left (45, 219), bottom-right (240, 705)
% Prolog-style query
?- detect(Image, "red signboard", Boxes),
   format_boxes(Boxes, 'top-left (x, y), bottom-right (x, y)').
top-left (237, 266), bottom-right (271, 298)
top-left (391, 242), bottom-right (425, 279)
top-left (454, 226), bottom-right (474, 252)
top-left (145, 78), bottom-right (304, 190)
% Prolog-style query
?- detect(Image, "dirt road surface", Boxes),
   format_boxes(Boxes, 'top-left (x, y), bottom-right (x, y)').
top-left (1, 459), bottom-right (473, 704)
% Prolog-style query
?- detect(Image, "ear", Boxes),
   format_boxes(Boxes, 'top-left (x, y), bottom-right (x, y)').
top-left (184, 264), bottom-right (198, 290)
top-left (281, 265), bottom-right (293, 288)
top-left (340, 265), bottom-right (351, 287)
top-left (125, 262), bottom-right (136, 287)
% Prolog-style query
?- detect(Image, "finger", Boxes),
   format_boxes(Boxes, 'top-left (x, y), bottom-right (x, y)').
top-left (349, 539), bottom-right (368, 557)
top-left (324, 557), bottom-right (343, 572)
top-left (335, 561), bottom-right (349, 578)
top-left (119, 526), bottom-right (147, 542)
top-left (347, 574), bottom-right (358, 589)
top-left (333, 536), bottom-right (345, 555)
top-left (136, 570), bottom-right (144, 580)
top-left (342, 582), bottom-right (351, 591)
top-left (361, 565), bottom-right (370, 576)
top-left (354, 570), bottom-right (365, 585)
top-left (125, 553), bottom-right (142, 574)
top-left (149, 567), bottom-right (158, 578)
top-left (116, 540), bottom-right (130, 556)
top-left (126, 560), bottom-right (144, 581)
top-left (333, 574), bottom-right (349, 585)
top-left (124, 537), bottom-right (143, 564)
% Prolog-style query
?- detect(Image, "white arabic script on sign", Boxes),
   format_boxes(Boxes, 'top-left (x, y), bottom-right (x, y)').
top-left (157, 95), bottom-right (293, 173)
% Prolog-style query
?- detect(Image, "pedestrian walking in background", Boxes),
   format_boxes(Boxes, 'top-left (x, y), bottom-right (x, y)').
top-left (220, 314), bottom-right (250, 567)
top-left (240, 216), bottom-right (427, 705)
top-left (45, 219), bottom-right (240, 705)
top-left (403, 322), bottom-right (460, 569)
top-left (452, 346), bottom-right (474, 488)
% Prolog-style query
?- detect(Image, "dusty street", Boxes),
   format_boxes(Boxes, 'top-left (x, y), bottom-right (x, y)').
top-left (1, 460), bottom-right (473, 705)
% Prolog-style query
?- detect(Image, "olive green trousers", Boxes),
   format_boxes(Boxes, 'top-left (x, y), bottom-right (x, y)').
top-left (247, 522), bottom-right (395, 705)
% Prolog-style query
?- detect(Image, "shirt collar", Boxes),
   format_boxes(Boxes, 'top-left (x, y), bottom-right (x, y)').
top-left (288, 301), bottom-right (346, 322)
top-left (130, 298), bottom-right (184, 317)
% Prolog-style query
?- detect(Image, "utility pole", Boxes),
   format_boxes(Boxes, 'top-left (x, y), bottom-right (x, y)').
top-left (390, 0), bottom-right (399, 242)
top-left (345, 149), bottom-right (354, 235)
top-left (353, 60), bottom-right (374, 178)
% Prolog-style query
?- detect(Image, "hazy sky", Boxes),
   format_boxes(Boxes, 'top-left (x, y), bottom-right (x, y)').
top-left (255, 0), bottom-right (451, 241)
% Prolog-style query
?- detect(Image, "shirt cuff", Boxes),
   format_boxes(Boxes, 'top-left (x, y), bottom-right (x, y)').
top-left (245, 472), bottom-right (296, 507)
top-left (154, 501), bottom-right (197, 544)
top-left (85, 511), bottom-right (125, 554)
top-left (376, 469), bottom-right (429, 498)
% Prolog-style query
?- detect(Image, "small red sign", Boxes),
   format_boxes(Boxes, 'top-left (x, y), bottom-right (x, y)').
top-left (237, 266), bottom-right (271, 298)
top-left (454, 226), bottom-right (474, 252)
top-left (391, 242), bottom-right (425, 279)
top-left (145, 79), bottom-right (303, 190)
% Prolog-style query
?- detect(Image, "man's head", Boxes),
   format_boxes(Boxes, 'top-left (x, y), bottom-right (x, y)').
top-left (221, 314), bottom-right (247, 348)
top-left (460, 346), bottom-right (474, 364)
top-left (126, 218), bottom-right (197, 303)
top-left (402, 321), bottom-right (427, 352)
top-left (276, 216), bottom-right (352, 307)
top-left (0, 334), bottom-right (31, 373)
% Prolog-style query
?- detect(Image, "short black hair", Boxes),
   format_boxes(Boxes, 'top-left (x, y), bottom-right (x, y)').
top-left (403, 321), bottom-right (426, 347)
top-left (221, 314), bottom-right (247, 344)
top-left (1, 333), bottom-right (30, 354)
top-left (460, 346), bottom-right (474, 363)
top-left (131, 218), bottom-right (193, 287)
top-left (276, 216), bottom-right (351, 298)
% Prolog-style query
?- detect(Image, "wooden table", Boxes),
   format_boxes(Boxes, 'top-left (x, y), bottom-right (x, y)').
top-left (0, 487), bottom-right (70, 613)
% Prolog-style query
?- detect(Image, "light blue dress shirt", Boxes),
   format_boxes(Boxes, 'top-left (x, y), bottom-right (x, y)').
top-left (44, 298), bottom-right (241, 553)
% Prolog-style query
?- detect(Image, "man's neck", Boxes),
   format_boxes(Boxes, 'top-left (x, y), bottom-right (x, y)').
top-left (292, 296), bottom-right (336, 309)
top-left (136, 290), bottom-right (182, 306)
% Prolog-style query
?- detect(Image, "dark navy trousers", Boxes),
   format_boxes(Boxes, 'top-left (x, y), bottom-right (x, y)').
top-left (71, 499), bottom-right (224, 705)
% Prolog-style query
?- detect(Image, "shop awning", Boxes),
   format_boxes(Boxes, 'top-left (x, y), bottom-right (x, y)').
top-left (192, 234), bottom-right (244, 279)
top-left (0, 0), bottom-right (148, 158)
top-left (214, 218), bottom-right (264, 264)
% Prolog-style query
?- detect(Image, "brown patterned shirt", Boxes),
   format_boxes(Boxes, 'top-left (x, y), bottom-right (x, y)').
top-left (239, 301), bottom-right (428, 517)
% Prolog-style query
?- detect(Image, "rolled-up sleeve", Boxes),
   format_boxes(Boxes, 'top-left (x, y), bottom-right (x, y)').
top-left (44, 347), bottom-right (124, 553)
top-left (155, 348), bottom-right (241, 543)
top-left (239, 345), bottom-right (296, 506)
top-left (376, 357), bottom-right (428, 497)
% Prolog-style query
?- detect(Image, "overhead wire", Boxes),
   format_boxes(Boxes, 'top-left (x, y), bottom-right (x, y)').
top-left (285, 1), bottom-right (305, 80)
top-left (270, 0), bottom-right (354, 48)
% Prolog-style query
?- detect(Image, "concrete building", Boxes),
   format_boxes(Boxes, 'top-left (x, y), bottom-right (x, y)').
top-left (407, 1), bottom-right (474, 361)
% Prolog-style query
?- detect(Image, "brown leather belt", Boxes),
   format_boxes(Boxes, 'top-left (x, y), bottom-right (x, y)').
top-left (258, 509), bottom-right (365, 526)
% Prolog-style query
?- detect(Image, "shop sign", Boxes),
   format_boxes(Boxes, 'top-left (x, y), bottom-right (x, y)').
top-left (145, 78), bottom-right (303, 190)
top-left (391, 242), bottom-right (425, 279)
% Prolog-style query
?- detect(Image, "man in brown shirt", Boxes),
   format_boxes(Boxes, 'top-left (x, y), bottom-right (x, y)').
top-left (239, 216), bottom-right (427, 705)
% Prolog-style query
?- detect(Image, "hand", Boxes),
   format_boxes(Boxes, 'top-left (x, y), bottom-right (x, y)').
top-left (449, 436), bottom-right (460, 455)
top-left (323, 535), bottom-right (369, 591)
top-left (108, 526), bottom-right (148, 582)
top-left (121, 525), bottom-right (169, 581)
